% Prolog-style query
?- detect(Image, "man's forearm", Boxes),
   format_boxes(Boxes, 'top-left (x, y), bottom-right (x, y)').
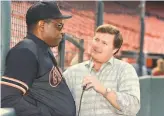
top-left (99, 86), bottom-right (121, 110)
top-left (105, 91), bottom-right (121, 110)
top-left (99, 86), bottom-right (140, 115)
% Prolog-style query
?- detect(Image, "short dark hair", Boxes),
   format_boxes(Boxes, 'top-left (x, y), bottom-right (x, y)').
top-left (96, 24), bottom-right (123, 55)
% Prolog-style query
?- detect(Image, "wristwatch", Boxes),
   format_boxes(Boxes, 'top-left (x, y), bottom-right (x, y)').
top-left (103, 88), bottom-right (112, 98)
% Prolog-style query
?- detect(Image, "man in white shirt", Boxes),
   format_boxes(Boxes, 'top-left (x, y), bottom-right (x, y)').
top-left (64, 24), bottom-right (140, 116)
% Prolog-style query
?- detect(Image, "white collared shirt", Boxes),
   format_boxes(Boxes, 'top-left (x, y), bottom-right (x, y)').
top-left (63, 57), bottom-right (140, 116)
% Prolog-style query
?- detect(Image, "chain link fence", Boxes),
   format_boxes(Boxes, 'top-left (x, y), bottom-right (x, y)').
top-left (11, 1), bottom-right (142, 68)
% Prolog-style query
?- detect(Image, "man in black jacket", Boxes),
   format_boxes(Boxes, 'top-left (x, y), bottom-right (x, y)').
top-left (1, 1), bottom-right (76, 116)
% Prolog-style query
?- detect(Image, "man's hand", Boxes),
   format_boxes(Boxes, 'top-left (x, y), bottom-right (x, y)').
top-left (82, 75), bottom-right (106, 94)
top-left (82, 75), bottom-right (121, 111)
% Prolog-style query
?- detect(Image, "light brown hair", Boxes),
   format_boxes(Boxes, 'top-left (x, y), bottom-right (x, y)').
top-left (96, 24), bottom-right (123, 55)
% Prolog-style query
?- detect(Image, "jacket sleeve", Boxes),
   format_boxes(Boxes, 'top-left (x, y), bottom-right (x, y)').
top-left (1, 48), bottom-right (42, 116)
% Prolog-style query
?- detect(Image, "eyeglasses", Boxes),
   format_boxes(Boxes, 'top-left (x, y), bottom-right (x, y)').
top-left (50, 20), bottom-right (64, 31)
top-left (44, 19), bottom-right (64, 31)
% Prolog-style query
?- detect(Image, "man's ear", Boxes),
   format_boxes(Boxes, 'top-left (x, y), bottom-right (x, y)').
top-left (37, 20), bottom-right (45, 32)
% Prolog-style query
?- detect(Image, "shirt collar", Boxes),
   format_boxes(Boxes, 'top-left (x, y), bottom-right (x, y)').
top-left (107, 56), bottom-right (114, 66)
top-left (26, 32), bottom-right (49, 51)
top-left (85, 56), bottom-right (114, 72)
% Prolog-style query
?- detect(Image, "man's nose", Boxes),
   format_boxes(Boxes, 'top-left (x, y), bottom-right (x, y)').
top-left (93, 43), bottom-right (100, 50)
top-left (95, 41), bottom-right (101, 48)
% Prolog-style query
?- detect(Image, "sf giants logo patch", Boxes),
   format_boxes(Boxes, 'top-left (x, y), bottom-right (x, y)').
top-left (49, 66), bottom-right (62, 87)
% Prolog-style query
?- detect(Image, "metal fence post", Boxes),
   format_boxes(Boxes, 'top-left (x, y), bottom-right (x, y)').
top-left (58, 34), bottom-right (65, 71)
top-left (137, 1), bottom-right (146, 76)
top-left (95, 1), bottom-right (104, 28)
top-left (78, 39), bottom-right (84, 63)
top-left (1, 1), bottom-right (11, 76)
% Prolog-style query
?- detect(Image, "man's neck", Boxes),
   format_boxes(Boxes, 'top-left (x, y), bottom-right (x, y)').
top-left (32, 30), bottom-right (45, 42)
top-left (92, 57), bottom-right (113, 71)
top-left (93, 60), bottom-right (103, 71)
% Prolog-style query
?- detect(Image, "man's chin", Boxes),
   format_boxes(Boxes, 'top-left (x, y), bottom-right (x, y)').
top-left (50, 40), bottom-right (61, 47)
top-left (49, 43), bottom-right (58, 47)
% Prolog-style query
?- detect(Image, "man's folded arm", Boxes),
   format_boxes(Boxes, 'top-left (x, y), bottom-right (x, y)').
top-left (1, 48), bottom-right (42, 116)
